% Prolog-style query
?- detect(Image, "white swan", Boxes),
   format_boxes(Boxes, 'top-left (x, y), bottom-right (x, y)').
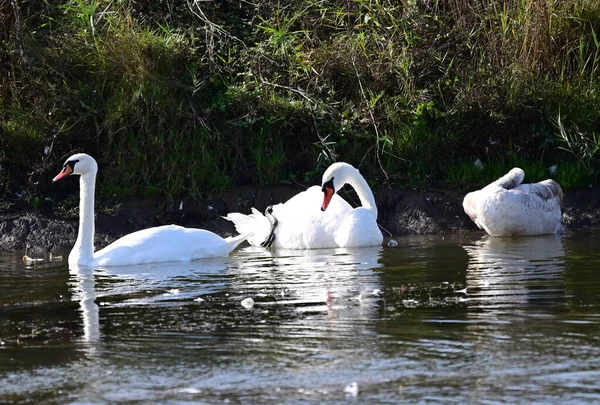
top-left (462, 167), bottom-right (563, 236)
top-left (53, 153), bottom-right (249, 267)
top-left (225, 162), bottom-right (383, 249)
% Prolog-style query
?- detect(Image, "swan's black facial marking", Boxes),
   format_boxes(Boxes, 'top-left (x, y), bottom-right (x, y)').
top-left (65, 159), bottom-right (79, 172)
top-left (53, 159), bottom-right (80, 182)
top-left (321, 177), bottom-right (335, 193)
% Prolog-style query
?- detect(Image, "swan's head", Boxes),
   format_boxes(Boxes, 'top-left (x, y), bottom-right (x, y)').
top-left (320, 162), bottom-right (355, 211)
top-left (53, 153), bottom-right (98, 182)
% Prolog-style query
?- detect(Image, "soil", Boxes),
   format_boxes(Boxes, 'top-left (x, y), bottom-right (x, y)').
top-left (2, 184), bottom-right (600, 254)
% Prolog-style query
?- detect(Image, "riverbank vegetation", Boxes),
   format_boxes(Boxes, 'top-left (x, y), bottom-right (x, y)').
top-left (1, 0), bottom-right (600, 202)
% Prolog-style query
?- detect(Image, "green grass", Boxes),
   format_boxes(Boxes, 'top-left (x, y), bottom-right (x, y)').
top-left (446, 157), bottom-right (548, 190)
top-left (447, 156), bottom-right (598, 191)
top-left (1, 0), bottom-right (600, 203)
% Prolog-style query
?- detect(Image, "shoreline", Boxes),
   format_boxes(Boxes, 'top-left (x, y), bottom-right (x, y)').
top-left (2, 185), bottom-right (600, 253)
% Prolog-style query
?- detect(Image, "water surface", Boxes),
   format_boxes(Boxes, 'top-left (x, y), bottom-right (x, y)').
top-left (1, 231), bottom-right (600, 404)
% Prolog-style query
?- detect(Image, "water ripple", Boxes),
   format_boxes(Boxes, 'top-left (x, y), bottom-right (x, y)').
top-left (1, 232), bottom-right (600, 404)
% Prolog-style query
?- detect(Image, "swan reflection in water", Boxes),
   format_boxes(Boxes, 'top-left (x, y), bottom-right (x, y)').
top-left (92, 256), bottom-right (236, 305)
top-left (69, 266), bottom-right (101, 345)
top-left (464, 235), bottom-right (567, 309)
top-left (67, 246), bottom-right (384, 343)
top-left (67, 257), bottom-right (234, 345)
top-left (230, 246), bottom-right (384, 314)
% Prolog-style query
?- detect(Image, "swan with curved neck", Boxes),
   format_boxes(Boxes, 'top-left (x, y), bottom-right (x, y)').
top-left (54, 153), bottom-right (249, 267)
top-left (463, 167), bottom-right (563, 236)
top-left (225, 162), bottom-right (383, 249)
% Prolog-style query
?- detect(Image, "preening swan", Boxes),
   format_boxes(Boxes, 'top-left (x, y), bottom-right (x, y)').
top-left (53, 153), bottom-right (249, 267)
top-left (462, 167), bottom-right (563, 236)
top-left (225, 162), bottom-right (383, 249)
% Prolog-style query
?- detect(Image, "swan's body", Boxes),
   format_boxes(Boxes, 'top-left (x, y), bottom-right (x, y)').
top-left (54, 153), bottom-right (249, 267)
top-left (225, 162), bottom-right (383, 249)
top-left (462, 168), bottom-right (563, 236)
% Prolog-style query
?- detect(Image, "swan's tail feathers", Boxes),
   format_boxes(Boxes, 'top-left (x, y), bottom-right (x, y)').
top-left (533, 179), bottom-right (564, 203)
top-left (223, 208), bottom-right (270, 247)
top-left (494, 167), bottom-right (525, 190)
top-left (223, 231), bottom-right (254, 253)
top-left (223, 210), bottom-right (258, 237)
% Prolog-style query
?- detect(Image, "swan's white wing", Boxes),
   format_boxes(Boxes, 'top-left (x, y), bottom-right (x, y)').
top-left (94, 225), bottom-right (246, 266)
top-left (272, 186), bottom-right (353, 249)
top-left (516, 179), bottom-right (563, 202)
top-left (334, 207), bottom-right (383, 248)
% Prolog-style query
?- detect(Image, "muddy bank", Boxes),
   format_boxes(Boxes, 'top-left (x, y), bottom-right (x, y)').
top-left (1, 185), bottom-right (600, 253)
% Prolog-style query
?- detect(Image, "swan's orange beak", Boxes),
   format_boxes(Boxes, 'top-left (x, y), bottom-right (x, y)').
top-left (321, 186), bottom-right (334, 211)
top-left (53, 165), bottom-right (73, 182)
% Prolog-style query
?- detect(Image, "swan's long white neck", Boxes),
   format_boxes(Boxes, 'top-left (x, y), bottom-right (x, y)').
top-left (71, 171), bottom-right (96, 265)
top-left (339, 167), bottom-right (378, 217)
top-left (349, 173), bottom-right (378, 216)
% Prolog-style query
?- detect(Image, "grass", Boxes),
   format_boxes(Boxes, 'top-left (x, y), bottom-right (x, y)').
top-left (446, 157), bottom-right (551, 190)
top-left (1, 0), bottom-right (600, 203)
top-left (554, 112), bottom-right (600, 173)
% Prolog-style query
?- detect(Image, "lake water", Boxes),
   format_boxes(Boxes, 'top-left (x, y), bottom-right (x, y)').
top-left (1, 230), bottom-right (600, 404)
